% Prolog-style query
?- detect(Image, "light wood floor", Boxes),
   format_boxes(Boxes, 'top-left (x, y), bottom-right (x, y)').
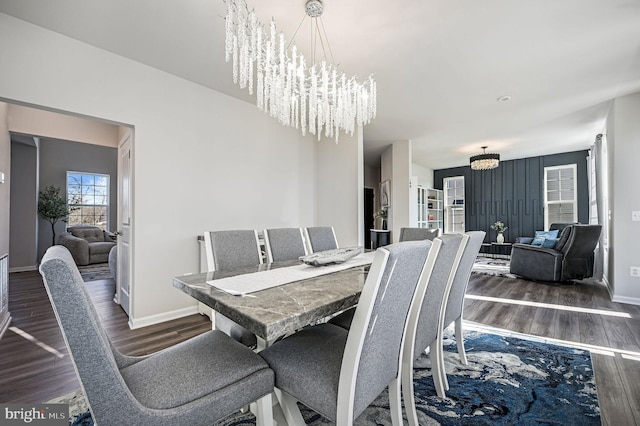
top-left (1, 270), bottom-right (639, 425)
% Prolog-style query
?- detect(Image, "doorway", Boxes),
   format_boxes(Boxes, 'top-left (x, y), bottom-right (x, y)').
top-left (364, 187), bottom-right (374, 249)
top-left (4, 102), bottom-right (133, 316)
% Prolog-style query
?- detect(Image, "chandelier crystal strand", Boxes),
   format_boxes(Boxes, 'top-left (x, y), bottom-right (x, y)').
top-left (224, 0), bottom-right (376, 141)
top-left (298, 60), bottom-right (307, 135)
top-left (247, 10), bottom-right (257, 95)
top-left (309, 66), bottom-right (318, 135)
top-left (225, 1), bottom-right (234, 62)
top-left (255, 25), bottom-right (264, 110)
top-left (238, 11), bottom-right (248, 90)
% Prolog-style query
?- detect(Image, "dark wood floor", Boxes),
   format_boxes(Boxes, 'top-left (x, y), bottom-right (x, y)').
top-left (1, 270), bottom-right (639, 425)
top-left (464, 274), bottom-right (640, 426)
top-left (0, 270), bottom-right (211, 403)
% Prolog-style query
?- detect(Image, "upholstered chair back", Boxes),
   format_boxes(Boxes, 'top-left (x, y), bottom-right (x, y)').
top-left (399, 227), bottom-right (441, 242)
top-left (412, 233), bottom-right (466, 359)
top-left (338, 240), bottom-right (433, 421)
top-left (264, 228), bottom-right (308, 263)
top-left (39, 246), bottom-right (138, 424)
top-left (304, 227), bottom-right (338, 253)
top-left (204, 230), bottom-right (262, 271)
top-left (68, 225), bottom-right (106, 242)
top-left (444, 231), bottom-right (486, 327)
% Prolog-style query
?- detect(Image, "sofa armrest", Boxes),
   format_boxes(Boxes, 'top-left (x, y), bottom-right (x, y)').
top-left (510, 243), bottom-right (564, 282)
top-left (56, 232), bottom-right (90, 265)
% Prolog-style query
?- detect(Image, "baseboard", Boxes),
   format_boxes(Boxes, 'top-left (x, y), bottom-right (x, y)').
top-left (128, 305), bottom-right (203, 329)
top-left (601, 276), bottom-right (640, 305)
top-left (603, 276), bottom-right (614, 300)
top-left (611, 294), bottom-right (640, 306)
top-left (9, 265), bottom-right (38, 273)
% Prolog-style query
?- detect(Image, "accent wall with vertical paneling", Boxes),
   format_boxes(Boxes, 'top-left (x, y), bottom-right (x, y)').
top-left (434, 150), bottom-right (590, 242)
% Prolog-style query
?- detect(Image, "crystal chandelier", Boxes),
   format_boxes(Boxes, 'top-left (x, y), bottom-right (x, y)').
top-left (470, 146), bottom-right (500, 170)
top-left (224, 0), bottom-right (377, 142)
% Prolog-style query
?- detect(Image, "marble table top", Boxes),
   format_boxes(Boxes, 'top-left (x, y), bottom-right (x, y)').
top-left (173, 260), bottom-right (368, 343)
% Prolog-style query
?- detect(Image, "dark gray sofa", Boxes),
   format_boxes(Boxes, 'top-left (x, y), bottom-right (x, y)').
top-left (56, 225), bottom-right (116, 266)
top-left (510, 224), bottom-right (602, 282)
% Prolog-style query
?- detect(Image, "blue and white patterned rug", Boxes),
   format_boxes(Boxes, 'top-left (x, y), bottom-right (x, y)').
top-left (471, 257), bottom-right (517, 279)
top-left (59, 325), bottom-right (600, 425)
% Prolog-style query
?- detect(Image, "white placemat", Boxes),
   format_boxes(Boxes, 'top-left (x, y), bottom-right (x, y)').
top-left (206, 251), bottom-right (375, 296)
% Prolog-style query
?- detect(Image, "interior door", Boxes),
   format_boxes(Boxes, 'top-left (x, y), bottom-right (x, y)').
top-left (115, 133), bottom-right (132, 317)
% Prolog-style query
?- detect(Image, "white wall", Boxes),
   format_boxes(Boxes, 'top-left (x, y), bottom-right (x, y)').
top-left (316, 129), bottom-right (364, 247)
top-left (381, 140), bottom-right (412, 243)
top-left (608, 92), bottom-right (640, 305)
top-left (412, 163), bottom-right (434, 188)
top-left (0, 13), bottom-right (325, 324)
top-left (8, 105), bottom-right (120, 148)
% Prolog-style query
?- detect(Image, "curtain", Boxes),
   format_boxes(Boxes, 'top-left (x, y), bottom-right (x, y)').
top-left (589, 134), bottom-right (606, 280)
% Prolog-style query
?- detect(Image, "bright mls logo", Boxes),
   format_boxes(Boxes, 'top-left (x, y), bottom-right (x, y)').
top-left (1, 404), bottom-right (68, 425)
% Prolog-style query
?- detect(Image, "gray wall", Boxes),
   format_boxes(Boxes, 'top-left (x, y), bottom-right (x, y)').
top-left (38, 138), bottom-right (117, 261)
top-left (9, 139), bottom-right (38, 269)
top-left (0, 104), bottom-right (9, 260)
top-left (434, 150), bottom-right (590, 242)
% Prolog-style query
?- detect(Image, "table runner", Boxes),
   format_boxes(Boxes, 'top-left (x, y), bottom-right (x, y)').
top-left (206, 251), bottom-right (375, 295)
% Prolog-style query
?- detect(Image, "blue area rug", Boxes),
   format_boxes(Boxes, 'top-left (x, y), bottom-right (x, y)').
top-left (62, 327), bottom-right (600, 425)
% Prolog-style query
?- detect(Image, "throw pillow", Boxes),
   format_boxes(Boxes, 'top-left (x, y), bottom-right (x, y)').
top-left (531, 230), bottom-right (560, 246)
top-left (541, 237), bottom-right (559, 249)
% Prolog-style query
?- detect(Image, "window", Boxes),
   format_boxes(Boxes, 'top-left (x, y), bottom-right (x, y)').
top-left (444, 176), bottom-right (465, 233)
top-left (67, 172), bottom-right (110, 230)
top-left (544, 164), bottom-right (577, 229)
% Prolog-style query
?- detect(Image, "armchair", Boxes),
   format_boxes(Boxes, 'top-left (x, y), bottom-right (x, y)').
top-left (514, 222), bottom-right (577, 244)
top-left (57, 225), bottom-right (116, 266)
top-left (510, 224), bottom-right (602, 282)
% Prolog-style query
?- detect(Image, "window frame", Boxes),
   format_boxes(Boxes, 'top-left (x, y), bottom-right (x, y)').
top-left (66, 171), bottom-right (111, 230)
top-left (443, 176), bottom-right (465, 234)
top-left (543, 164), bottom-right (577, 229)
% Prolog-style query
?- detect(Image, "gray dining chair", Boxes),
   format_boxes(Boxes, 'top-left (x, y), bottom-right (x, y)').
top-left (259, 240), bottom-right (439, 425)
top-left (441, 231), bottom-right (486, 375)
top-left (304, 226), bottom-right (338, 253)
top-left (263, 228), bottom-right (308, 263)
top-left (399, 227), bottom-right (441, 242)
top-left (39, 245), bottom-right (274, 426)
top-left (204, 230), bottom-right (262, 347)
top-left (402, 233), bottom-right (468, 425)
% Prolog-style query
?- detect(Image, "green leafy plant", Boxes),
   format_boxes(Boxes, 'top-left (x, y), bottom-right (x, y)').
top-left (374, 208), bottom-right (388, 219)
top-left (491, 220), bottom-right (508, 233)
top-left (38, 185), bottom-right (77, 246)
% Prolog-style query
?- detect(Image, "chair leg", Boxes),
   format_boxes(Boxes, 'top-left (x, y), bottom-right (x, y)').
top-left (274, 388), bottom-right (305, 426)
top-left (402, 358), bottom-right (420, 426)
top-left (254, 393), bottom-right (274, 426)
top-left (388, 377), bottom-right (403, 426)
top-left (430, 341), bottom-right (446, 398)
top-left (437, 335), bottom-right (450, 392)
top-left (455, 317), bottom-right (468, 365)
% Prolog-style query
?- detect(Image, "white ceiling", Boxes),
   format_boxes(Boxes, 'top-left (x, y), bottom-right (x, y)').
top-left (2, 0), bottom-right (640, 168)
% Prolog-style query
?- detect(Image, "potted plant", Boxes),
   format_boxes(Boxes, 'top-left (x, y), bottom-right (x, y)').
top-left (374, 208), bottom-right (388, 230)
top-left (491, 220), bottom-right (508, 244)
top-left (38, 185), bottom-right (77, 247)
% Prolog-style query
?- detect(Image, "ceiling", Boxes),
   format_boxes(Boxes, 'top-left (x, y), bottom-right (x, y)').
top-left (2, 0), bottom-right (640, 169)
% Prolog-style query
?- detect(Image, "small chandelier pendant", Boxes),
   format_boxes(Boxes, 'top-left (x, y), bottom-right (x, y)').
top-left (224, 0), bottom-right (377, 142)
top-left (470, 146), bottom-right (500, 170)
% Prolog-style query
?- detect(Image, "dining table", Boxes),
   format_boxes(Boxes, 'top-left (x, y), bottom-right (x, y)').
top-left (173, 252), bottom-right (374, 350)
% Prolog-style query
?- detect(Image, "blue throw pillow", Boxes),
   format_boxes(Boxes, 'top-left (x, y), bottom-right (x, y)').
top-left (531, 230), bottom-right (559, 246)
top-left (541, 237), bottom-right (559, 248)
